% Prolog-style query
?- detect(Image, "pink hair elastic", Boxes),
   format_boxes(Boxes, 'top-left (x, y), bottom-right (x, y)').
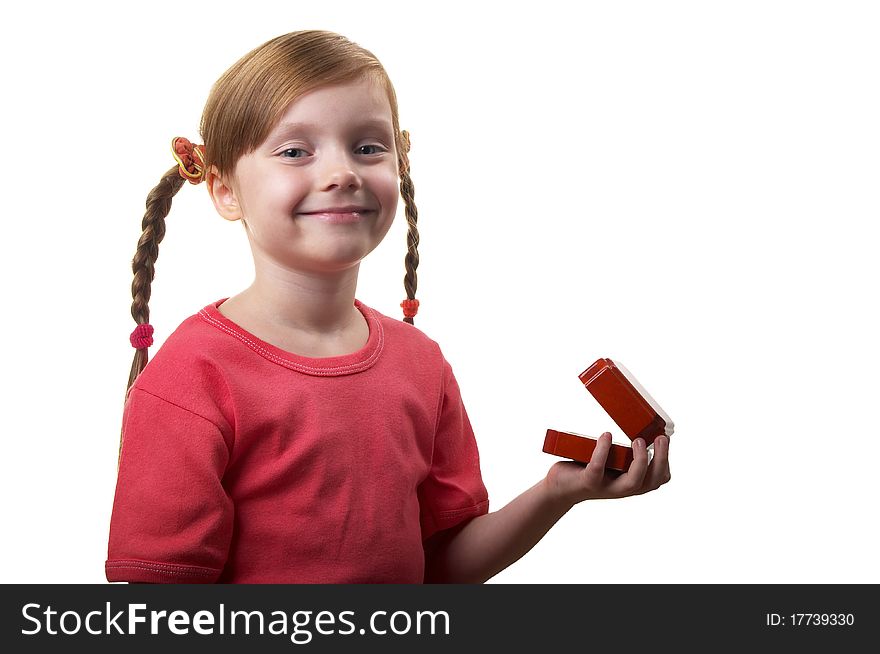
top-left (130, 323), bottom-right (154, 349)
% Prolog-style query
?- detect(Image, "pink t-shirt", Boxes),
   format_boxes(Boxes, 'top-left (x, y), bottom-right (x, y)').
top-left (106, 298), bottom-right (489, 583)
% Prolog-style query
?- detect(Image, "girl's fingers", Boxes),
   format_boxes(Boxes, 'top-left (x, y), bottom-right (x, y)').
top-left (644, 435), bottom-right (672, 489)
top-left (585, 432), bottom-right (612, 484)
top-left (615, 437), bottom-right (649, 493)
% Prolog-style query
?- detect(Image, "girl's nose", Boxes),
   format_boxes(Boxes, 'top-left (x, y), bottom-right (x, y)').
top-left (319, 150), bottom-right (362, 190)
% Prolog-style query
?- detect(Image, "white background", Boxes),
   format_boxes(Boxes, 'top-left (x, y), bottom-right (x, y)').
top-left (1, 0), bottom-right (877, 583)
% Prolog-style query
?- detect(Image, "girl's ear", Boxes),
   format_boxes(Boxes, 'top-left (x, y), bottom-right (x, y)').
top-left (206, 165), bottom-right (243, 222)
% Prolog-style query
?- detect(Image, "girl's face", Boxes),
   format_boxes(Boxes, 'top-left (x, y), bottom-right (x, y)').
top-left (209, 76), bottom-right (400, 277)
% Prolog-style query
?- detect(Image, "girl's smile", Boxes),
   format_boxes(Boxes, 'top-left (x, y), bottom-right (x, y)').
top-left (299, 204), bottom-right (377, 223)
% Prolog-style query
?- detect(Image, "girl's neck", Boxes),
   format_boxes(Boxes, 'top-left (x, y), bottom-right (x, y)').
top-left (217, 288), bottom-right (369, 359)
top-left (226, 283), bottom-right (361, 333)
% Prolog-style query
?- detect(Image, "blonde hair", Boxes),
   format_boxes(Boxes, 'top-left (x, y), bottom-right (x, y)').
top-left (125, 30), bottom-right (420, 411)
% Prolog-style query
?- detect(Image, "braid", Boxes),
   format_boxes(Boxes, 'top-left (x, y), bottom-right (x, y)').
top-left (398, 131), bottom-right (420, 326)
top-left (120, 165), bottom-right (186, 463)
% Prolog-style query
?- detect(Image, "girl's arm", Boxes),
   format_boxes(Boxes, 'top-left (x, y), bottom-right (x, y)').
top-left (423, 434), bottom-right (670, 583)
top-left (423, 476), bottom-right (572, 583)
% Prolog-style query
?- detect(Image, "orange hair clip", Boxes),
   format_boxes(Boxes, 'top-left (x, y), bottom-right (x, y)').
top-left (171, 137), bottom-right (207, 185)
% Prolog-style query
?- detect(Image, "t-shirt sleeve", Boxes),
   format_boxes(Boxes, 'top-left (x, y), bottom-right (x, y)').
top-left (105, 387), bottom-right (234, 583)
top-left (418, 356), bottom-right (490, 542)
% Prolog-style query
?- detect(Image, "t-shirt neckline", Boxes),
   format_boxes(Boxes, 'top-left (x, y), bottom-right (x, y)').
top-left (197, 297), bottom-right (384, 376)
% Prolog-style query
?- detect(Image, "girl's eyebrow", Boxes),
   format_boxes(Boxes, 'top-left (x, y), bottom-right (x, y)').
top-left (271, 118), bottom-right (393, 138)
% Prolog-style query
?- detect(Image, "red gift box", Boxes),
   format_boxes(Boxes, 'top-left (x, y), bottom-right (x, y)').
top-left (543, 358), bottom-right (673, 471)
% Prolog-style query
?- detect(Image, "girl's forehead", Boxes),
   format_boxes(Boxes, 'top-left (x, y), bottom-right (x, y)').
top-left (276, 77), bottom-right (392, 127)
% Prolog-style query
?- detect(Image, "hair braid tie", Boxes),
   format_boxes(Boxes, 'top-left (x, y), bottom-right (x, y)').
top-left (400, 298), bottom-right (419, 318)
top-left (130, 323), bottom-right (154, 349)
top-left (171, 137), bottom-right (207, 184)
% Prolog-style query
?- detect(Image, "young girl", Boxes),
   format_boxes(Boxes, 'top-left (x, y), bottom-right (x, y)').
top-left (106, 30), bottom-right (671, 584)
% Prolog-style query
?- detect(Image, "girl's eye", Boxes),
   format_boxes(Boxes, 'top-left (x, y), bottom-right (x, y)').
top-left (280, 148), bottom-right (308, 159)
top-left (279, 144), bottom-right (385, 159)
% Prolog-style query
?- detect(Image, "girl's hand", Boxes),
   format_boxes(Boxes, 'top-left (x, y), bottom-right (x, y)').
top-left (544, 432), bottom-right (671, 508)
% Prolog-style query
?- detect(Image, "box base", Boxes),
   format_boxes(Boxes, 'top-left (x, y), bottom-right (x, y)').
top-left (543, 429), bottom-right (635, 472)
